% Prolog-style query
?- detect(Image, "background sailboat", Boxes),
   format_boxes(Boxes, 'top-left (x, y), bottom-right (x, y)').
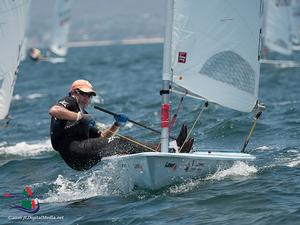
top-left (0, 0), bottom-right (31, 122)
top-left (262, 0), bottom-right (292, 55)
top-left (290, 0), bottom-right (300, 50)
top-left (261, 0), bottom-right (300, 67)
top-left (47, 0), bottom-right (72, 63)
top-left (97, 0), bottom-right (263, 190)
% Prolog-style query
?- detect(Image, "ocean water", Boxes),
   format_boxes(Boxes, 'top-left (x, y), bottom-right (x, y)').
top-left (0, 43), bottom-right (300, 225)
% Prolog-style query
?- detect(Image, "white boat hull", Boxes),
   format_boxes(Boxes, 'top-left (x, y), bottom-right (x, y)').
top-left (101, 151), bottom-right (255, 190)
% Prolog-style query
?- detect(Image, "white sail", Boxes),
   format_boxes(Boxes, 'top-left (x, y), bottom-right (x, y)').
top-left (0, 0), bottom-right (31, 120)
top-left (263, 0), bottom-right (292, 55)
top-left (20, 37), bottom-right (28, 61)
top-left (49, 0), bottom-right (72, 57)
top-left (290, 0), bottom-right (300, 46)
top-left (168, 0), bottom-right (262, 112)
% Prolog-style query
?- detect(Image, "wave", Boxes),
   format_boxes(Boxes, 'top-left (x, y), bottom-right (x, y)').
top-left (256, 145), bottom-right (272, 151)
top-left (257, 146), bottom-right (300, 169)
top-left (285, 149), bottom-right (300, 168)
top-left (0, 139), bottom-right (52, 157)
top-left (287, 154), bottom-right (300, 167)
top-left (206, 161), bottom-right (257, 181)
top-left (27, 93), bottom-right (44, 100)
top-left (272, 100), bottom-right (300, 106)
top-left (90, 96), bottom-right (105, 105)
top-left (40, 161), bottom-right (134, 203)
top-left (12, 93), bottom-right (44, 101)
top-left (168, 161), bottom-right (257, 194)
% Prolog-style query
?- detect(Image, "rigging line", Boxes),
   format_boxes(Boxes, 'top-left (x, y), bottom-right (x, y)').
top-left (179, 101), bottom-right (208, 153)
top-left (241, 111), bottom-right (262, 153)
top-left (99, 127), bottom-right (158, 152)
top-left (169, 91), bottom-right (187, 133)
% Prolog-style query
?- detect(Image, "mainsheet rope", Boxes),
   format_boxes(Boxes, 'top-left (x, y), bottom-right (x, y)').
top-left (98, 126), bottom-right (158, 152)
top-left (179, 101), bottom-right (208, 153)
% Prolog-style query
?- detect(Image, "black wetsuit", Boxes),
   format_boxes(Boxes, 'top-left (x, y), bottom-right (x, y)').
top-left (50, 96), bottom-right (147, 171)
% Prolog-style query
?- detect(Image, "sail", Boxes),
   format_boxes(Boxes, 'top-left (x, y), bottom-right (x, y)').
top-left (0, 0), bottom-right (31, 120)
top-left (263, 0), bottom-right (292, 55)
top-left (20, 37), bottom-right (28, 61)
top-left (290, 0), bottom-right (300, 45)
top-left (168, 0), bottom-right (262, 112)
top-left (49, 0), bottom-right (72, 57)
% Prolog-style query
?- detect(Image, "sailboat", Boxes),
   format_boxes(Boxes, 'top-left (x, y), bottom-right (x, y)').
top-left (99, 0), bottom-right (264, 190)
top-left (290, 0), bottom-right (300, 50)
top-left (0, 0), bottom-right (31, 122)
top-left (47, 0), bottom-right (72, 63)
top-left (260, 0), bottom-right (300, 68)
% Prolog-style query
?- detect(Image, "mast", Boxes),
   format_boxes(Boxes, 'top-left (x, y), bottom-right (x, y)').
top-left (160, 0), bottom-right (174, 152)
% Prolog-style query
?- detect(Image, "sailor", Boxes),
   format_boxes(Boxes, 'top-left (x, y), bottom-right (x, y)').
top-left (49, 79), bottom-right (194, 171)
top-left (28, 48), bottom-right (44, 62)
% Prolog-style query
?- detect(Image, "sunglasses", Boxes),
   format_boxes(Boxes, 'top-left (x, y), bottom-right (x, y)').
top-left (76, 89), bottom-right (93, 98)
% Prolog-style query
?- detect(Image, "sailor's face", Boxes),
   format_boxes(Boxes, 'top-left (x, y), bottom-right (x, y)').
top-left (75, 90), bottom-right (92, 108)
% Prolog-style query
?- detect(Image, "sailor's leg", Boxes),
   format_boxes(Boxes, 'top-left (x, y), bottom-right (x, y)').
top-left (63, 138), bottom-right (109, 171)
top-left (176, 123), bottom-right (188, 147)
top-left (169, 123), bottom-right (194, 153)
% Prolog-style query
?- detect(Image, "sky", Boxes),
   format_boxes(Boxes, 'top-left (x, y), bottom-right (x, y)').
top-left (28, 0), bottom-right (165, 46)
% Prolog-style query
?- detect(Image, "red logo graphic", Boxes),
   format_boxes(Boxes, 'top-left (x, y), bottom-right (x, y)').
top-left (178, 52), bottom-right (187, 63)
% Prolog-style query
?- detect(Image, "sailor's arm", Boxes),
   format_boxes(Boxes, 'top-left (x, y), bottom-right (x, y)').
top-left (49, 105), bottom-right (79, 121)
top-left (100, 122), bottom-right (120, 138)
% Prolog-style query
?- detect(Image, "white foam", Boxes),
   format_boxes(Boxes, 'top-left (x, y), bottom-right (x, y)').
top-left (0, 139), bottom-right (52, 156)
top-left (41, 162), bottom-right (133, 203)
top-left (90, 96), bottom-right (104, 104)
top-left (40, 174), bottom-right (99, 203)
top-left (168, 179), bottom-right (203, 194)
top-left (287, 149), bottom-right (299, 153)
top-left (256, 146), bottom-right (272, 151)
top-left (287, 153), bottom-right (300, 167)
top-left (206, 161), bottom-right (257, 181)
top-left (95, 121), bottom-right (133, 130)
top-left (12, 94), bottom-right (22, 101)
top-left (271, 148), bottom-right (300, 168)
top-left (169, 161), bottom-right (257, 194)
top-left (12, 93), bottom-right (44, 101)
top-left (272, 100), bottom-right (300, 106)
top-left (27, 93), bottom-right (44, 99)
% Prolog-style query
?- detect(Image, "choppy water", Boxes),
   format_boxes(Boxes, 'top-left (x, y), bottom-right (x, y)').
top-left (0, 44), bottom-right (299, 225)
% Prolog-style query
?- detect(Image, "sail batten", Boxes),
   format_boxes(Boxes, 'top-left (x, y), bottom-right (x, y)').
top-left (169, 0), bottom-right (262, 112)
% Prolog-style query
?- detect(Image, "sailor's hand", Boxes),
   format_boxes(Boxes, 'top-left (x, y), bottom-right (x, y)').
top-left (114, 113), bottom-right (128, 127)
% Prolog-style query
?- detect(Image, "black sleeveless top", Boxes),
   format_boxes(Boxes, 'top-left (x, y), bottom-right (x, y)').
top-left (50, 96), bottom-right (100, 151)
